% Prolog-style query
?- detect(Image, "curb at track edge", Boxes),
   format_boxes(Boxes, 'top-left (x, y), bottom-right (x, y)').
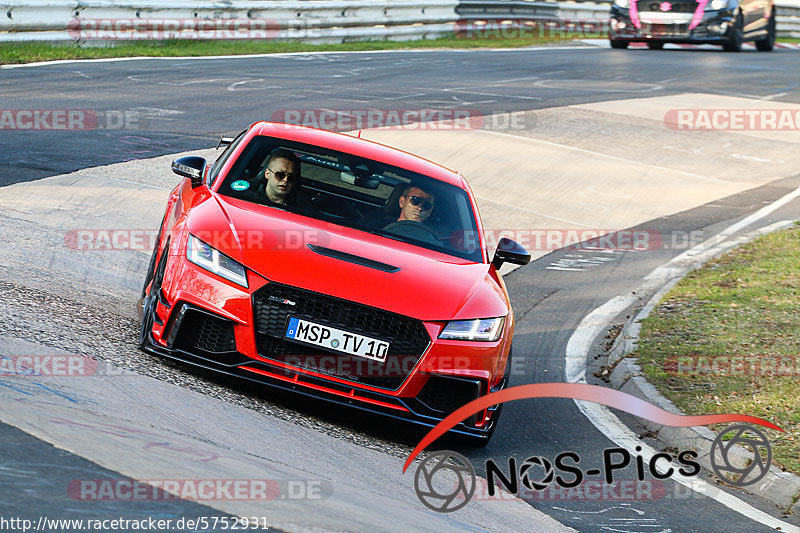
top-left (602, 219), bottom-right (800, 514)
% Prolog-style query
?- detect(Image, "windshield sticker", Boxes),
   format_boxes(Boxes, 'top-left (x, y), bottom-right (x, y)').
top-left (231, 180), bottom-right (250, 191)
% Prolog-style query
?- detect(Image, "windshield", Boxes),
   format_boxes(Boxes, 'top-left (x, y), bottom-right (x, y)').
top-left (216, 136), bottom-right (483, 262)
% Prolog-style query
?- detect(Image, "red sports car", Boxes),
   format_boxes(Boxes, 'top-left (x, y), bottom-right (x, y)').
top-left (139, 122), bottom-right (530, 444)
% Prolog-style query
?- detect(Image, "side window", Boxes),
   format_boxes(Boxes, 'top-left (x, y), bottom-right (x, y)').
top-left (208, 130), bottom-right (246, 187)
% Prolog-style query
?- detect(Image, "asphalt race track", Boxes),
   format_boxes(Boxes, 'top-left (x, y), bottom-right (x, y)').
top-left (2, 43), bottom-right (800, 532)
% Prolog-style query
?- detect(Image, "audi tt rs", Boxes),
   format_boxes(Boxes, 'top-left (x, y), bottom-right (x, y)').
top-left (138, 122), bottom-right (530, 444)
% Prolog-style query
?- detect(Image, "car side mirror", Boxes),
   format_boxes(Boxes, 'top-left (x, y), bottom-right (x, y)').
top-left (172, 156), bottom-right (207, 188)
top-left (492, 237), bottom-right (531, 269)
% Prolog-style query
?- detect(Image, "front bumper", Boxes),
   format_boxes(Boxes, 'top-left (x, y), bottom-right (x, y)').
top-left (609, 4), bottom-right (735, 43)
top-left (141, 253), bottom-right (509, 440)
top-left (141, 321), bottom-right (501, 440)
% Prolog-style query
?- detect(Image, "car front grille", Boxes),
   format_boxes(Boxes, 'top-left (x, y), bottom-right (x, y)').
top-left (640, 22), bottom-right (690, 35)
top-left (252, 282), bottom-right (431, 390)
top-left (637, 0), bottom-right (699, 13)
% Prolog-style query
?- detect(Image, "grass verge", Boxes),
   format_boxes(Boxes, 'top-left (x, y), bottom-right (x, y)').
top-left (633, 224), bottom-right (800, 474)
top-left (0, 35), bottom-right (578, 65)
top-left (4, 36), bottom-right (798, 65)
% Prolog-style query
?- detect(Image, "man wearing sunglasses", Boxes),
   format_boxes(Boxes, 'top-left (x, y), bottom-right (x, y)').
top-left (260, 149), bottom-right (319, 215)
top-left (263, 149), bottom-right (301, 205)
top-left (396, 185), bottom-right (435, 223)
top-left (380, 184), bottom-right (440, 245)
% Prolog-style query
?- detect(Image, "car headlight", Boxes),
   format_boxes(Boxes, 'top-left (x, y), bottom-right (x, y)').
top-left (707, 0), bottom-right (727, 9)
top-left (613, 0), bottom-right (629, 8)
top-left (439, 317), bottom-right (505, 342)
top-left (186, 234), bottom-right (248, 288)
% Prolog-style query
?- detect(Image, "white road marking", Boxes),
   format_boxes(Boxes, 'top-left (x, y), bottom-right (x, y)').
top-left (548, 254), bottom-right (617, 271)
top-left (534, 79), bottom-right (664, 93)
top-left (565, 185), bottom-right (800, 532)
top-left (129, 107), bottom-right (185, 117)
top-left (576, 248), bottom-right (626, 254)
top-left (547, 266), bottom-right (586, 271)
top-left (494, 76), bottom-right (546, 84)
top-left (553, 505), bottom-right (645, 515)
top-left (552, 503), bottom-right (672, 531)
top-left (442, 89), bottom-right (542, 101)
top-left (127, 75), bottom-right (236, 86)
top-left (226, 79), bottom-right (266, 91)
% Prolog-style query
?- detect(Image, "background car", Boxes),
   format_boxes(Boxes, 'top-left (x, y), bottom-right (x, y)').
top-left (138, 122), bottom-right (530, 444)
top-left (609, 0), bottom-right (776, 51)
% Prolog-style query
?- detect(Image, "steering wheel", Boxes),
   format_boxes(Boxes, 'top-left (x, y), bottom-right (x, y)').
top-left (382, 220), bottom-right (439, 244)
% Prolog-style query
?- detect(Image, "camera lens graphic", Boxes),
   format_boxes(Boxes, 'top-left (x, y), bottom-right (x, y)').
top-left (710, 424), bottom-right (772, 487)
top-left (519, 456), bottom-right (555, 491)
top-left (413, 451), bottom-right (476, 513)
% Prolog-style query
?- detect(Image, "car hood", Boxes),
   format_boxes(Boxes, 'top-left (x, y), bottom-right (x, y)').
top-left (187, 195), bottom-right (508, 321)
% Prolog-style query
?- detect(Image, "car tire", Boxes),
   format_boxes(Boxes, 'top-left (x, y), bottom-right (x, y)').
top-left (756, 9), bottom-right (776, 51)
top-left (723, 12), bottom-right (744, 52)
top-left (140, 228), bottom-right (163, 300)
top-left (610, 40), bottom-right (629, 49)
top-left (139, 239), bottom-right (169, 349)
top-left (647, 41), bottom-right (664, 50)
top-left (140, 212), bottom-right (168, 300)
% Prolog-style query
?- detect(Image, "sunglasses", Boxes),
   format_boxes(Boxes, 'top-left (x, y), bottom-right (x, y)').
top-left (267, 168), bottom-right (298, 181)
top-left (406, 195), bottom-right (434, 211)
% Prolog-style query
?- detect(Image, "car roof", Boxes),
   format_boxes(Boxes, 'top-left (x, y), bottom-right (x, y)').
top-left (252, 122), bottom-right (467, 189)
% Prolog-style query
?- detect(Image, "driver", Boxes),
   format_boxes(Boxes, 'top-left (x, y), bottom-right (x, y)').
top-left (381, 185), bottom-right (439, 245)
top-left (395, 185), bottom-right (435, 224)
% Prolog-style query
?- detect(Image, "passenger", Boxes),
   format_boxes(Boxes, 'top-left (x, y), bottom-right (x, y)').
top-left (261, 149), bottom-right (316, 213)
top-left (263, 149), bottom-right (300, 205)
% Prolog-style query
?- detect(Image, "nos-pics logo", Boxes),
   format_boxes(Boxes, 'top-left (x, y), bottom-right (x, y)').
top-left (413, 424), bottom-right (773, 513)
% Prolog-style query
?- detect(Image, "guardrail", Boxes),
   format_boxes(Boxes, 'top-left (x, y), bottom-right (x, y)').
top-left (777, 2), bottom-right (800, 36)
top-left (1, 0), bottom-right (798, 42)
top-left (0, 0), bottom-right (460, 43)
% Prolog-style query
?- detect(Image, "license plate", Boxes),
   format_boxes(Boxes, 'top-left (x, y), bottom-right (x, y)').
top-left (285, 317), bottom-right (389, 362)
